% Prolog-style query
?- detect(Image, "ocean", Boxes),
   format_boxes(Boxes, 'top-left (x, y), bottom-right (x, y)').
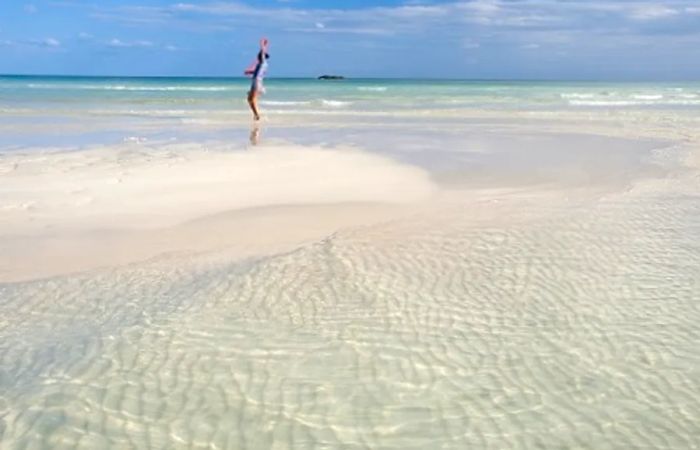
top-left (3, 75), bottom-right (700, 116)
top-left (2, 75), bottom-right (699, 152)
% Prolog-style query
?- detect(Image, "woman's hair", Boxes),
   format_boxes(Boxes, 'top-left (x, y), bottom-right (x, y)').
top-left (258, 51), bottom-right (270, 62)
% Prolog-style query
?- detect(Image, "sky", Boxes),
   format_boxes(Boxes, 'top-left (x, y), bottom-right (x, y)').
top-left (1, 0), bottom-right (699, 79)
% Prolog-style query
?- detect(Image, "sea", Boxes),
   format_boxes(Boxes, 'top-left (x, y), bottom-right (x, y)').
top-left (2, 75), bottom-right (699, 153)
top-left (2, 75), bottom-right (700, 117)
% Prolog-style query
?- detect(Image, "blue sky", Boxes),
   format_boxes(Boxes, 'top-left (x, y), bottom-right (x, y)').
top-left (1, 0), bottom-right (699, 79)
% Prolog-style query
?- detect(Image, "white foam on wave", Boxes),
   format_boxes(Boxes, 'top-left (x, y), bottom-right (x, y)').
top-left (123, 136), bottom-right (148, 144)
top-left (633, 94), bottom-right (664, 100)
top-left (260, 100), bottom-right (312, 106)
top-left (321, 99), bottom-right (352, 107)
top-left (0, 108), bottom-right (35, 114)
top-left (569, 99), bottom-right (700, 106)
top-left (358, 86), bottom-right (388, 92)
top-left (122, 109), bottom-right (193, 116)
top-left (560, 93), bottom-right (596, 99)
top-left (78, 108), bottom-right (216, 118)
top-left (262, 110), bottom-right (347, 116)
top-left (25, 83), bottom-right (234, 92)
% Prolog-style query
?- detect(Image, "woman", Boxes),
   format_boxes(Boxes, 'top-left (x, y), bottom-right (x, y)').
top-left (245, 38), bottom-right (269, 121)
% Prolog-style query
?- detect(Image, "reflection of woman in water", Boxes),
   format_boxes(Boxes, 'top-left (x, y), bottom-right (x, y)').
top-left (249, 122), bottom-right (261, 146)
top-left (245, 38), bottom-right (269, 121)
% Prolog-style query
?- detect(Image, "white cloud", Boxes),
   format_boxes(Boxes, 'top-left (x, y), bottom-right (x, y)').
top-left (459, 0), bottom-right (501, 16)
top-left (289, 26), bottom-right (394, 36)
top-left (108, 38), bottom-right (154, 48)
top-left (103, 38), bottom-right (181, 51)
top-left (383, 4), bottom-right (446, 19)
top-left (170, 2), bottom-right (266, 16)
top-left (629, 5), bottom-right (679, 21)
top-left (24, 4), bottom-right (38, 14)
top-left (0, 37), bottom-right (61, 49)
top-left (108, 38), bottom-right (127, 47)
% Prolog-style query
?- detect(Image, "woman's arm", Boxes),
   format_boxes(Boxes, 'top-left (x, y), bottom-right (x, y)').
top-left (244, 38), bottom-right (269, 76)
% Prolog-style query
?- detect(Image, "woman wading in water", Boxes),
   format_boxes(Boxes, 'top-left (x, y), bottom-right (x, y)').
top-left (245, 38), bottom-right (269, 121)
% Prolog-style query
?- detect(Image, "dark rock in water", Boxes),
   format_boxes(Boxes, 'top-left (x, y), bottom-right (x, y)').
top-left (318, 75), bottom-right (345, 80)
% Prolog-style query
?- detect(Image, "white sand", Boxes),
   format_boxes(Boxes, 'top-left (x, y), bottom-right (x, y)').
top-left (0, 142), bottom-right (434, 233)
top-left (0, 143), bottom-right (435, 281)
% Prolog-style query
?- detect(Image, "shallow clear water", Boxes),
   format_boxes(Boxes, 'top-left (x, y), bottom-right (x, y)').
top-left (1, 196), bottom-right (699, 448)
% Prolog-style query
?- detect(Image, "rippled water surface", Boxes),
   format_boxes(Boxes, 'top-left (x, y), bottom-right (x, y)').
top-left (2, 195), bottom-right (700, 448)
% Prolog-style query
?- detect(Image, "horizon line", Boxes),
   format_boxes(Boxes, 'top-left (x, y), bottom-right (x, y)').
top-left (2, 73), bottom-right (699, 83)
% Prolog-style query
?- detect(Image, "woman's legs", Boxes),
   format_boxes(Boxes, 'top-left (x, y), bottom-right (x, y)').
top-left (247, 89), bottom-right (260, 121)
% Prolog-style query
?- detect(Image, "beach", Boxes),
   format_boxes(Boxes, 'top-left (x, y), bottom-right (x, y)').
top-left (1, 77), bottom-right (699, 448)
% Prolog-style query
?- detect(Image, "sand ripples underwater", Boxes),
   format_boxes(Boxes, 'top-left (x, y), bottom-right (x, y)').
top-left (1, 193), bottom-right (700, 449)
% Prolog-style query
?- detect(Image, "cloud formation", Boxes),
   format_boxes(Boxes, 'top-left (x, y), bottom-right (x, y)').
top-left (107, 38), bottom-right (154, 48)
top-left (0, 37), bottom-right (61, 49)
top-left (62, 0), bottom-right (699, 64)
top-left (3, 1), bottom-right (700, 78)
top-left (85, 0), bottom-right (700, 36)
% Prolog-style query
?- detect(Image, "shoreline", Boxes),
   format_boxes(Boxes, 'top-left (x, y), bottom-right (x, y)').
top-left (0, 122), bottom-right (683, 282)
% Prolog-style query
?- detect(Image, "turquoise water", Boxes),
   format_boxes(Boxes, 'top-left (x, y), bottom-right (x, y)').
top-left (2, 76), bottom-right (700, 115)
top-left (3, 75), bottom-right (699, 151)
